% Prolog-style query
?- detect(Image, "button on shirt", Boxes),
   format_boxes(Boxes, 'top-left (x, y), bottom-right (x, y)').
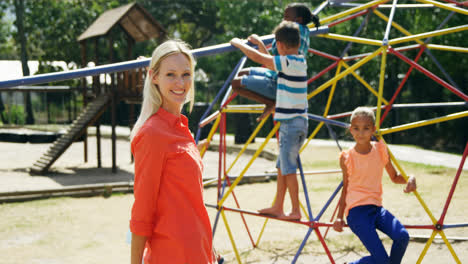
top-left (130, 107), bottom-right (214, 264)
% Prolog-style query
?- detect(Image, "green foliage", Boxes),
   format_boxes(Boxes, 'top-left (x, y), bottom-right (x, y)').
top-left (2, 0), bottom-right (467, 152)
top-left (3, 104), bottom-right (26, 125)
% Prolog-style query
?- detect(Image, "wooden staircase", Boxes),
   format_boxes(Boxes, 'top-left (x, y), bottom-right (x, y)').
top-left (30, 94), bottom-right (111, 175)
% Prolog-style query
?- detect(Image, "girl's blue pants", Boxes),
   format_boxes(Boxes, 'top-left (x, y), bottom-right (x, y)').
top-left (346, 205), bottom-right (410, 264)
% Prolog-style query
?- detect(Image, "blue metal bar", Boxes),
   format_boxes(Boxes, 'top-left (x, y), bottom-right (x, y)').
top-left (424, 49), bottom-right (460, 89)
top-left (292, 228), bottom-right (314, 264)
top-left (297, 156), bottom-right (314, 220)
top-left (383, 0), bottom-right (399, 46)
top-left (308, 113), bottom-right (350, 128)
top-left (0, 27), bottom-right (329, 89)
top-left (194, 56), bottom-right (246, 143)
top-left (330, 3), bottom-right (455, 8)
top-left (422, 11), bottom-right (460, 89)
top-left (325, 123), bottom-right (344, 151)
top-left (220, 57), bottom-right (247, 107)
top-left (313, 1), bottom-right (330, 16)
top-left (315, 181), bottom-right (343, 221)
top-left (212, 176), bottom-right (229, 236)
top-left (340, 10), bottom-right (371, 59)
top-left (327, 102), bottom-right (468, 120)
top-left (442, 223), bottom-right (468, 229)
top-left (312, 124), bottom-right (344, 221)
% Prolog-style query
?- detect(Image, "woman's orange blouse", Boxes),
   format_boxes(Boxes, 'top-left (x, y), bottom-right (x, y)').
top-left (130, 108), bottom-right (214, 264)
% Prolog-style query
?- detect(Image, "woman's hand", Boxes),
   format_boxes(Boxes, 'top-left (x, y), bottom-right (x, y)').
top-left (333, 218), bottom-right (345, 232)
top-left (404, 176), bottom-right (417, 193)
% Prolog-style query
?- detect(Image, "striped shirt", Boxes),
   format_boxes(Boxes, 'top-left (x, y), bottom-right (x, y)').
top-left (271, 23), bottom-right (310, 56)
top-left (273, 54), bottom-right (308, 121)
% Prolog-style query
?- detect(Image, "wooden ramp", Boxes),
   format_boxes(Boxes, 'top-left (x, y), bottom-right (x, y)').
top-left (30, 94), bottom-right (110, 175)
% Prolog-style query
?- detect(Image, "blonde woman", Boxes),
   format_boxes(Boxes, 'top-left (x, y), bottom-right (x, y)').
top-left (129, 40), bottom-right (215, 264)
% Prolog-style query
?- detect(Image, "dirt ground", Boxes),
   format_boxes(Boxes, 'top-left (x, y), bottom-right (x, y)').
top-left (0, 137), bottom-right (467, 263)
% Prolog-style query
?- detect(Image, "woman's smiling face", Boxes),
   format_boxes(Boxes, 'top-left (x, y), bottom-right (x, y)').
top-left (152, 52), bottom-right (192, 115)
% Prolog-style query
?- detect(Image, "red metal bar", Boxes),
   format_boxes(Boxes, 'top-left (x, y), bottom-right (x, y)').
top-left (221, 93), bottom-right (238, 108)
top-left (438, 141), bottom-right (468, 225)
top-left (441, 0), bottom-right (466, 6)
top-left (389, 47), bottom-right (468, 101)
top-left (315, 228), bottom-right (336, 264)
top-left (380, 46), bottom-right (426, 124)
top-left (328, 9), bottom-right (370, 28)
top-left (343, 44), bottom-right (421, 62)
top-left (314, 221), bottom-right (436, 230)
top-left (224, 174), bottom-right (257, 248)
top-left (217, 114), bottom-right (225, 202)
top-left (323, 202), bottom-right (340, 239)
top-left (221, 206), bottom-right (312, 226)
top-left (308, 61), bottom-right (340, 84)
top-left (308, 48), bottom-right (341, 61)
top-left (403, 224), bottom-right (437, 230)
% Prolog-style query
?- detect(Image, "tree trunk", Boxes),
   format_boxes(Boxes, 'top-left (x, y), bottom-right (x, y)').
top-left (14, 0), bottom-right (34, 125)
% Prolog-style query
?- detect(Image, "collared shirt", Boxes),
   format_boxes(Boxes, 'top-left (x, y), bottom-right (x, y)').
top-left (273, 54), bottom-right (308, 121)
top-left (341, 140), bottom-right (389, 216)
top-left (130, 107), bottom-right (214, 264)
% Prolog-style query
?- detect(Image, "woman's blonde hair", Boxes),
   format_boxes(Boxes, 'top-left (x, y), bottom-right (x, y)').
top-left (130, 39), bottom-right (196, 141)
top-left (350, 106), bottom-right (375, 124)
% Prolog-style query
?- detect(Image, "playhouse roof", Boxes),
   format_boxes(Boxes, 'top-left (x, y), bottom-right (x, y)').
top-left (77, 2), bottom-right (166, 42)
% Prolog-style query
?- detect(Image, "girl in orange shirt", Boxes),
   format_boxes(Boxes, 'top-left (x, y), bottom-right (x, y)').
top-left (129, 40), bottom-right (216, 264)
top-left (333, 107), bottom-right (416, 264)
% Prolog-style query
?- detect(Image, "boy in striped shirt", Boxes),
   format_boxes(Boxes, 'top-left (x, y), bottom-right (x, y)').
top-left (231, 20), bottom-right (308, 220)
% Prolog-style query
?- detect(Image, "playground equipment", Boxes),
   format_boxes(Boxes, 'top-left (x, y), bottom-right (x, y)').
top-left (0, 0), bottom-right (467, 263)
top-left (194, 1), bottom-right (468, 263)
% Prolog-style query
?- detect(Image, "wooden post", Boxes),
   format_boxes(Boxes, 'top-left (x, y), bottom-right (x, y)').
top-left (111, 72), bottom-right (117, 173)
top-left (94, 37), bottom-right (103, 168)
top-left (96, 119), bottom-right (102, 168)
top-left (107, 34), bottom-right (117, 173)
top-left (80, 41), bottom-right (88, 163)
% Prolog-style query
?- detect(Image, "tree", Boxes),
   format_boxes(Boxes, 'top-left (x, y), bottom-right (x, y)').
top-left (13, 0), bottom-right (34, 124)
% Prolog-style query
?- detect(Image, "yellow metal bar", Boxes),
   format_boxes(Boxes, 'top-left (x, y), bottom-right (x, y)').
top-left (318, 33), bottom-right (382, 46)
top-left (222, 108), bottom-right (264, 114)
top-left (416, 0), bottom-right (468, 15)
top-left (226, 114), bottom-right (270, 174)
top-left (308, 47), bottom-right (384, 100)
top-left (426, 44), bottom-right (468, 53)
top-left (376, 48), bottom-right (387, 130)
top-left (373, 9), bottom-right (425, 45)
top-left (323, 62), bottom-right (343, 117)
top-left (256, 217), bottom-right (270, 246)
top-left (417, 231), bottom-right (438, 264)
top-left (300, 122), bottom-right (324, 153)
top-left (221, 210), bottom-right (242, 264)
top-left (319, 0), bottom-right (390, 25)
top-left (218, 122), bottom-right (281, 207)
top-left (300, 201), bottom-right (310, 221)
top-left (380, 110), bottom-right (468, 135)
top-left (384, 140), bottom-right (439, 224)
top-left (256, 197), bottom-right (277, 245)
top-left (200, 115), bottom-right (221, 157)
top-left (342, 62), bottom-right (389, 105)
top-left (439, 230), bottom-right (462, 263)
top-left (389, 25), bottom-right (468, 45)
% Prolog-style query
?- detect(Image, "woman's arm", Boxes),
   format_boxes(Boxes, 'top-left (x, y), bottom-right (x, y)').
top-left (131, 234), bottom-right (147, 264)
top-left (333, 155), bottom-right (348, 232)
